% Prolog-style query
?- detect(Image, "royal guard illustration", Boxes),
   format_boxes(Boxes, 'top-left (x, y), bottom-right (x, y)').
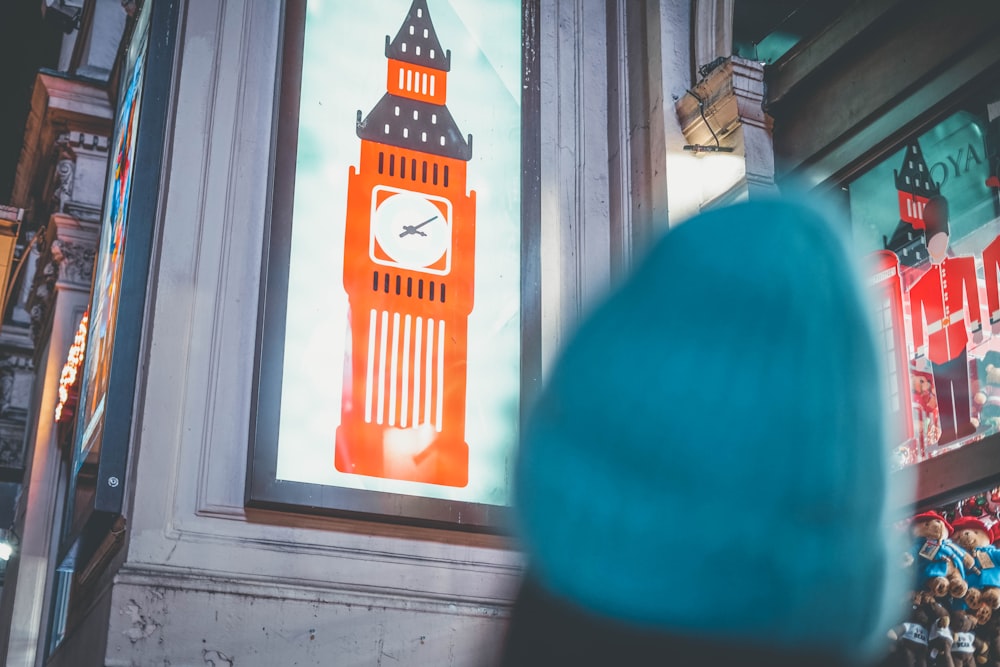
top-left (908, 195), bottom-right (983, 445)
top-left (884, 141), bottom-right (940, 269)
top-left (980, 235), bottom-right (1000, 333)
top-left (336, 0), bottom-right (476, 486)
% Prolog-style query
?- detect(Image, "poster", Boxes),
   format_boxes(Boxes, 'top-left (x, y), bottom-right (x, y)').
top-left (73, 8), bottom-right (149, 472)
top-left (270, 0), bottom-right (523, 508)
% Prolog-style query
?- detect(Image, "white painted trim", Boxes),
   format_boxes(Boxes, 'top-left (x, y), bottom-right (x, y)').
top-left (693, 0), bottom-right (733, 76)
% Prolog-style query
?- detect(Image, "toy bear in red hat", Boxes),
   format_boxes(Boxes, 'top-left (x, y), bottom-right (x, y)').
top-left (953, 516), bottom-right (1000, 615)
top-left (972, 514), bottom-right (1000, 667)
top-left (906, 511), bottom-right (977, 599)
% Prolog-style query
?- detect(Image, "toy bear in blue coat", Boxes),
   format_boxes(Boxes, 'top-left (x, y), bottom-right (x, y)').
top-left (953, 516), bottom-right (1000, 615)
top-left (905, 512), bottom-right (977, 600)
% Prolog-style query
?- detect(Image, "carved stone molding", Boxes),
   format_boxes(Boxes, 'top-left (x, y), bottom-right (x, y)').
top-left (0, 349), bottom-right (35, 472)
top-left (59, 131), bottom-right (110, 152)
top-left (11, 73), bottom-right (112, 237)
top-left (50, 238), bottom-right (95, 287)
top-left (53, 131), bottom-right (110, 224)
top-left (27, 215), bottom-right (99, 350)
top-left (53, 157), bottom-right (76, 213)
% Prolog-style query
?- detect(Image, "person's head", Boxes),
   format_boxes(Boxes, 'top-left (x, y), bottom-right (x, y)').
top-left (924, 195), bottom-right (950, 263)
top-left (510, 198), bottom-right (907, 664)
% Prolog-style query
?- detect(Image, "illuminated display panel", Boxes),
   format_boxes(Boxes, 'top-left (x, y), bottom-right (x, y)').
top-left (849, 88), bottom-right (1000, 466)
top-left (248, 0), bottom-right (539, 530)
top-left (59, 0), bottom-right (179, 562)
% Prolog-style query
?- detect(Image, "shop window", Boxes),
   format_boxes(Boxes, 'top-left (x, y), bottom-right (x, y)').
top-left (249, 0), bottom-right (539, 530)
top-left (846, 86), bottom-right (1000, 467)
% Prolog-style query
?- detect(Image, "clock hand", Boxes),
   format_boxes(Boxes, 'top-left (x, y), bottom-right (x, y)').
top-left (400, 215), bottom-right (439, 237)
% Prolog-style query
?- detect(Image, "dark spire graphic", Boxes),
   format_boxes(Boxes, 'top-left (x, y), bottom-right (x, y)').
top-left (884, 140), bottom-right (941, 266)
top-left (894, 141), bottom-right (939, 200)
top-left (356, 96), bottom-right (472, 161)
top-left (385, 0), bottom-right (451, 72)
top-left (357, 0), bottom-right (472, 161)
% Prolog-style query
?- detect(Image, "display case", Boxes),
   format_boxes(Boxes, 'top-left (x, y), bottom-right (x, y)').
top-left (835, 73), bottom-right (1000, 514)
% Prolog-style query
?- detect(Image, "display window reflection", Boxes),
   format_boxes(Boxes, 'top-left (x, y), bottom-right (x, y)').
top-left (849, 85), bottom-right (1000, 465)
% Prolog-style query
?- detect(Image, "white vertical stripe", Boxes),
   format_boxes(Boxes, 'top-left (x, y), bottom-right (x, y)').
top-left (430, 75), bottom-right (435, 97)
top-left (425, 318), bottom-right (434, 428)
top-left (413, 316), bottom-right (423, 425)
top-left (422, 72), bottom-right (428, 94)
top-left (436, 319), bottom-right (445, 432)
top-left (377, 310), bottom-right (389, 424)
top-left (389, 312), bottom-right (400, 426)
top-left (398, 68), bottom-right (404, 90)
top-left (365, 309), bottom-right (377, 423)
top-left (401, 315), bottom-right (412, 428)
top-left (406, 69), bottom-right (412, 91)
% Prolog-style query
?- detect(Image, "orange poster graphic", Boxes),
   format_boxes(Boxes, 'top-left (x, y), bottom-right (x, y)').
top-left (335, 0), bottom-right (476, 487)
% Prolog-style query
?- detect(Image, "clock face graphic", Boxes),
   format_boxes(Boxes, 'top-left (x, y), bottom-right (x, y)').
top-left (370, 186), bottom-right (452, 274)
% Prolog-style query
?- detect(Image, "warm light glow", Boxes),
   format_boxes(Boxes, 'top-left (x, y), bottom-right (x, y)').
top-left (0, 207), bottom-right (23, 320)
top-left (54, 310), bottom-right (89, 423)
top-left (0, 528), bottom-right (15, 561)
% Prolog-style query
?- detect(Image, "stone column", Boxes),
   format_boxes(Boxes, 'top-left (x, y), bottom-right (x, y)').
top-left (0, 68), bottom-right (109, 665)
top-left (1, 213), bottom-right (96, 667)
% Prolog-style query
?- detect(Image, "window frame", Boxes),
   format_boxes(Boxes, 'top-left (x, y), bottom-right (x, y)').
top-left (246, 0), bottom-right (541, 533)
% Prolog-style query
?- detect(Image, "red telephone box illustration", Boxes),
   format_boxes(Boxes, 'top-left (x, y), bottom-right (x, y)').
top-left (869, 250), bottom-right (913, 450)
top-left (335, 0), bottom-right (476, 486)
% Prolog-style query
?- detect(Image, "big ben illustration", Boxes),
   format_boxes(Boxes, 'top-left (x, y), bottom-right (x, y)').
top-left (883, 141), bottom-right (939, 268)
top-left (336, 0), bottom-right (475, 487)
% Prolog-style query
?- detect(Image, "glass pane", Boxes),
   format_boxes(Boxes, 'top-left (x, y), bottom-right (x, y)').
top-left (273, 0), bottom-right (523, 506)
top-left (847, 87), bottom-right (1000, 467)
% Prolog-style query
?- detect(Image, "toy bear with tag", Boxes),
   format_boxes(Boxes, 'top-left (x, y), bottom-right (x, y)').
top-left (953, 516), bottom-right (1000, 615)
top-left (906, 512), bottom-right (976, 600)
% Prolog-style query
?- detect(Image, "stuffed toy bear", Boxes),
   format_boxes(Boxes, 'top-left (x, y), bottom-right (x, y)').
top-left (906, 512), bottom-right (977, 599)
top-left (888, 592), bottom-right (932, 667)
top-left (950, 609), bottom-right (988, 667)
top-left (973, 363), bottom-right (1000, 432)
top-left (913, 372), bottom-right (942, 446)
top-left (968, 519), bottom-right (1000, 667)
top-left (953, 516), bottom-right (1000, 613)
top-left (976, 610), bottom-right (1000, 667)
top-left (925, 595), bottom-right (955, 667)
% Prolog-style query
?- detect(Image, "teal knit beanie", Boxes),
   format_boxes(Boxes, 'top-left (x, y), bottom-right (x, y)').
top-left (514, 199), bottom-right (907, 658)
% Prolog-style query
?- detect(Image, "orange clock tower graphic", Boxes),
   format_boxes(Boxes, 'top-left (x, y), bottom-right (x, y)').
top-left (336, 0), bottom-right (475, 487)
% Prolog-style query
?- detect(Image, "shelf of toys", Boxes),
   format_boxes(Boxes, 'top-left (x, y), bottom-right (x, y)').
top-left (889, 450), bottom-right (1000, 666)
